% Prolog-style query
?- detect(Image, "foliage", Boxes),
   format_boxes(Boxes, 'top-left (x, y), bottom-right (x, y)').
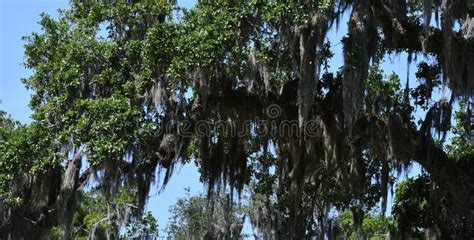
top-left (365, 64), bottom-right (405, 115)
top-left (0, 121), bottom-right (59, 199)
top-left (166, 189), bottom-right (244, 239)
top-left (68, 190), bottom-right (158, 240)
top-left (1, 0), bottom-right (474, 239)
top-left (334, 210), bottom-right (396, 240)
top-left (392, 174), bottom-right (473, 238)
top-left (446, 101), bottom-right (474, 163)
top-left (392, 176), bottom-right (432, 238)
top-left (123, 211), bottom-right (159, 239)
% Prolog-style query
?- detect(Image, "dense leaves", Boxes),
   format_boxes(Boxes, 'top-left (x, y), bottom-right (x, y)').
top-left (393, 174), bottom-right (473, 238)
top-left (166, 190), bottom-right (244, 239)
top-left (334, 210), bottom-right (397, 239)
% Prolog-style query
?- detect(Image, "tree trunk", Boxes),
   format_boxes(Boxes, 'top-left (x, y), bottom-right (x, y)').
top-left (57, 153), bottom-right (82, 239)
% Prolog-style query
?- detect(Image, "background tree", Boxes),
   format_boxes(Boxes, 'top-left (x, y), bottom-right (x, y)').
top-left (392, 174), bottom-right (472, 239)
top-left (391, 105), bottom-right (474, 239)
top-left (166, 189), bottom-right (244, 239)
top-left (53, 189), bottom-right (159, 239)
top-left (333, 210), bottom-right (397, 240)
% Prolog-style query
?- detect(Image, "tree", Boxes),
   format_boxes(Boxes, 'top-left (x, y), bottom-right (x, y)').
top-left (124, 211), bottom-right (159, 240)
top-left (392, 174), bottom-right (473, 239)
top-left (391, 105), bottom-right (474, 239)
top-left (333, 210), bottom-right (397, 240)
top-left (1, 0), bottom-right (473, 239)
top-left (54, 189), bottom-right (159, 240)
top-left (166, 189), bottom-right (244, 239)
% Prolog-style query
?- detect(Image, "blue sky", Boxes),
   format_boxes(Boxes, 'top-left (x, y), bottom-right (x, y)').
top-left (1, 0), bottom-right (422, 234)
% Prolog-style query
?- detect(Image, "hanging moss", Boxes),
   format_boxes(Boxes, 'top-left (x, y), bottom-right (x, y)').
top-left (3, 0), bottom-right (474, 239)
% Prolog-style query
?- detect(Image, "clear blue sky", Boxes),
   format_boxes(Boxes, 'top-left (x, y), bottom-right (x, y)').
top-left (1, 0), bottom-right (421, 233)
